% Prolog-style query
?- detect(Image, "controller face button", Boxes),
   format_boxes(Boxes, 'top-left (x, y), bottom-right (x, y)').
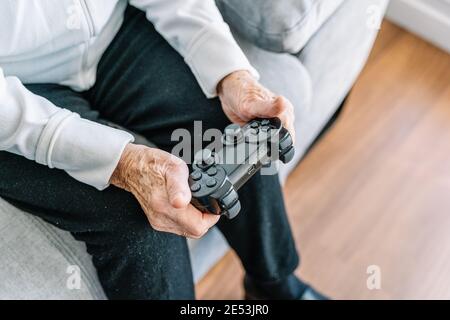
top-left (207, 167), bottom-right (218, 176)
top-left (261, 119), bottom-right (271, 126)
top-left (191, 171), bottom-right (203, 181)
top-left (198, 149), bottom-right (216, 168)
top-left (190, 183), bottom-right (201, 192)
top-left (206, 178), bottom-right (217, 188)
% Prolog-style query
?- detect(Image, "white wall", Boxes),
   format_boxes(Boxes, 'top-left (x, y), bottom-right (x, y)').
top-left (386, 0), bottom-right (450, 53)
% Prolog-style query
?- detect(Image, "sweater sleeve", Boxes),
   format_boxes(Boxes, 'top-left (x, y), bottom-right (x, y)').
top-left (0, 68), bottom-right (134, 190)
top-left (129, 0), bottom-right (259, 98)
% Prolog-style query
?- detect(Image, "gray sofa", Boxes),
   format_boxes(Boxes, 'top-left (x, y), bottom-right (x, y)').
top-left (0, 0), bottom-right (388, 299)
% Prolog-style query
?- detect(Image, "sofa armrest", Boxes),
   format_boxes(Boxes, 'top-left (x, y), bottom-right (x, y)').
top-left (216, 0), bottom-right (344, 53)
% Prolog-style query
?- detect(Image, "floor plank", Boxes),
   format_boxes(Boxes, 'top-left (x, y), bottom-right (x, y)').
top-left (197, 21), bottom-right (450, 300)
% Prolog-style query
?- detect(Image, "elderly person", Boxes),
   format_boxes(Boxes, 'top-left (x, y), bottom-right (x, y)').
top-left (0, 0), bottom-right (324, 299)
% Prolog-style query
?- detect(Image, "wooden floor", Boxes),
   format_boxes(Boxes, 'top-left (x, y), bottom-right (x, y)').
top-left (197, 21), bottom-right (450, 300)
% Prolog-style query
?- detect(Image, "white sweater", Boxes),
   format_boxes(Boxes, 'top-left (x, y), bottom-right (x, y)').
top-left (0, 0), bottom-right (258, 190)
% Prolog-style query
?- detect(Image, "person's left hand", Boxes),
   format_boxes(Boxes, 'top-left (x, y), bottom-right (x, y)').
top-left (218, 70), bottom-right (296, 143)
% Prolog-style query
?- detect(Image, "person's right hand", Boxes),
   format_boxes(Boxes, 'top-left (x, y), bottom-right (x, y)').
top-left (110, 144), bottom-right (220, 238)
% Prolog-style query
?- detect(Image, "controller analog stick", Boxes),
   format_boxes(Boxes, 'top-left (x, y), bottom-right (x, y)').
top-left (196, 149), bottom-right (216, 169)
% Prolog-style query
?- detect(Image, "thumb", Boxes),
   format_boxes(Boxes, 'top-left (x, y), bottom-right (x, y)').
top-left (165, 159), bottom-right (191, 209)
top-left (251, 96), bottom-right (287, 119)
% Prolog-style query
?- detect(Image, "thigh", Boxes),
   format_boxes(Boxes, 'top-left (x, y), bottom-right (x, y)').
top-left (85, 6), bottom-right (230, 155)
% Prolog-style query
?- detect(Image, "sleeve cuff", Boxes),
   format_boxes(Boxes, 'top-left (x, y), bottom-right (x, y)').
top-left (35, 110), bottom-right (134, 190)
top-left (184, 22), bottom-right (260, 98)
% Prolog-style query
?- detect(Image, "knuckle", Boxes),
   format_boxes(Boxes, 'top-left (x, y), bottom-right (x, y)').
top-left (189, 233), bottom-right (201, 240)
top-left (278, 96), bottom-right (288, 109)
top-left (169, 156), bottom-right (188, 172)
top-left (191, 230), bottom-right (203, 238)
top-left (191, 225), bottom-right (207, 238)
top-left (280, 95), bottom-right (289, 103)
top-left (150, 222), bottom-right (165, 232)
top-left (272, 99), bottom-right (285, 115)
top-left (171, 155), bottom-right (185, 167)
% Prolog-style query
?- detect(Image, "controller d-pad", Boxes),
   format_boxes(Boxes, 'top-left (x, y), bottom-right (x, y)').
top-left (207, 167), bottom-right (218, 176)
top-left (190, 183), bottom-right (201, 192)
top-left (191, 171), bottom-right (202, 181)
top-left (206, 178), bottom-right (217, 188)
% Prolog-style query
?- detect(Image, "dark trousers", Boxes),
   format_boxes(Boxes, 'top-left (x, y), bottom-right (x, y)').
top-left (0, 7), bottom-right (299, 299)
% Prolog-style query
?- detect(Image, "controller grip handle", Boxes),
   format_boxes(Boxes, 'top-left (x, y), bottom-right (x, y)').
top-left (278, 127), bottom-right (295, 164)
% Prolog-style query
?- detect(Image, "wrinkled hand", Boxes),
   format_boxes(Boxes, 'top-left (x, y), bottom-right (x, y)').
top-left (110, 144), bottom-right (220, 238)
top-left (218, 70), bottom-right (296, 142)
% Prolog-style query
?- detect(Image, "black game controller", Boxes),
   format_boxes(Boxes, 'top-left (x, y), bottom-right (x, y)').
top-left (188, 118), bottom-right (295, 219)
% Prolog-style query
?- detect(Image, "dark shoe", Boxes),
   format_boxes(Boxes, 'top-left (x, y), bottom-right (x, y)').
top-left (244, 274), bottom-right (329, 300)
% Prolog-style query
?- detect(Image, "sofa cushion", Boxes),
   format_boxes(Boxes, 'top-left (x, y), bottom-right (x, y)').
top-left (216, 0), bottom-right (344, 53)
top-left (0, 197), bottom-right (106, 299)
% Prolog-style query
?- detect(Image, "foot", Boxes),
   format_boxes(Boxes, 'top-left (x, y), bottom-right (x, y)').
top-left (244, 274), bottom-right (329, 300)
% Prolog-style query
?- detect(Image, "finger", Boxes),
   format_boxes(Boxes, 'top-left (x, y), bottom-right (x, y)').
top-left (165, 157), bottom-right (191, 209)
top-left (244, 95), bottom-right (287, 119)
top-left (201, 211), bottom-right (221, 228)
top-left (278, 99), bottom-right (296, 143)
top-left (279, 111), bottom-right (296, 144)
top-left (176, 205), bottom-right (220, 239)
